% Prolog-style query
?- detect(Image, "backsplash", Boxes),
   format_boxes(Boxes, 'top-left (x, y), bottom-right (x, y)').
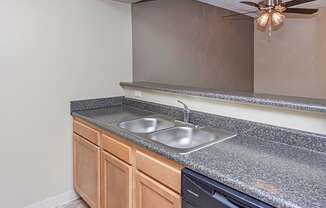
top-left (70, 97), bottom-right (124, 113)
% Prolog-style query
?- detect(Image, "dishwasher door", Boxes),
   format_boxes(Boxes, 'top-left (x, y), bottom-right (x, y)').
top-left (182, 168), bottom-right (274, 208)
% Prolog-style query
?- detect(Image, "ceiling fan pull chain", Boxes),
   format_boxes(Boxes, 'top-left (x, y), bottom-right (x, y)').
top-left (268, 23), bottom-right (272, 41)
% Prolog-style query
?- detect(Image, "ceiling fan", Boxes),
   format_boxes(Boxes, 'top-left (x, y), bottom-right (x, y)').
top-left (236, 0), bottom-right (319, 38)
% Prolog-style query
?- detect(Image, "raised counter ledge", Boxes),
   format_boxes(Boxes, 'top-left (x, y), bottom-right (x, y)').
top-left (120, 82), bottom-right (326, 113)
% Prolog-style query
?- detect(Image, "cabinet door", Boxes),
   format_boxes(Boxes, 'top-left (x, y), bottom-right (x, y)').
top-left (74, 134), bottom-right (100, 208)
top-left (136, 172), bottom-right (181, 208)
top-left (101, 150), bottom-right (132, 208)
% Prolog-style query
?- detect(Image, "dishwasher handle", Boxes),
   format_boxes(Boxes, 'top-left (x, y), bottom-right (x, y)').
top-left (213, 192), bottom-right (240, 208)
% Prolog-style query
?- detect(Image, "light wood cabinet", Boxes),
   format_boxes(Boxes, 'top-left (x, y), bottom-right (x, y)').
top-left (135, 171), bottom-right (181, 208)
top-left (73, 134), bottom-right (101, 208)
top-left (72, 118), bottom-right (183, 208)
top-left (101, 150), bottom-right (132, 208)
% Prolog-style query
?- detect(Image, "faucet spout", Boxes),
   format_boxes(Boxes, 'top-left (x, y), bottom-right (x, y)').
top-left (177, 100), bottom-right (190, 123)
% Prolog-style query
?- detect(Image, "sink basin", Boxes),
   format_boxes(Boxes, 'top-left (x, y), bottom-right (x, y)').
top-left (149, 126), bottom-right (236, 154)
top-left (118, 117), bottom-right (175, 134)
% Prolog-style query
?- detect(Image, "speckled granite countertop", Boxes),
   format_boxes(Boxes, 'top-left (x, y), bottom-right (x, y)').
top-left (71, 98), bottom-right (326, 208)
top-left (121, 82), bottom-right (326, 113)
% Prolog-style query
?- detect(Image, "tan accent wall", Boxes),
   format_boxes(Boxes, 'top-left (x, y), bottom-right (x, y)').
top-left (254, 8), bottom-right (326, 99)
top-left (132, 0), bottom-right (254, 92)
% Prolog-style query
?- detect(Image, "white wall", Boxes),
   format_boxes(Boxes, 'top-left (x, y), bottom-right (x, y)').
top-left (124, 88), bottom-right (326, 135)
top-left (0, 1), bottom-right (132, 207)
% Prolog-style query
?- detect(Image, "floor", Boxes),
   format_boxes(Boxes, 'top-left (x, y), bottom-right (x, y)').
top-left (57, 199), bottom-right (89, 208)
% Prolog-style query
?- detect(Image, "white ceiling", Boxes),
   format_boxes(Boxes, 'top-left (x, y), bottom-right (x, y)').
top-left (198, 0), bottom-right (326, 15)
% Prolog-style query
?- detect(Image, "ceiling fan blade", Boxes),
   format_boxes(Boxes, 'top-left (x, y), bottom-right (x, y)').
top-left (240, 1), bottom-right (260, 8)
top-left (223, 11), bottom-right (258, 18)
top-left (134, 0), bottom-right (156, 4)
top-left (283, 0), bottom-right (317, 8)
top-left (285, 8), bottom-right (319, 14)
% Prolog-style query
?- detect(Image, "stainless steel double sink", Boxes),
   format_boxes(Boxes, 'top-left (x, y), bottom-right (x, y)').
top-left (118, 116), bottom-right (236, 154)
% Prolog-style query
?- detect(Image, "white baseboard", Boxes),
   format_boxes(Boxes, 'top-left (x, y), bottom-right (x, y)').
top-left (24, 190), bottom-right (80, 208)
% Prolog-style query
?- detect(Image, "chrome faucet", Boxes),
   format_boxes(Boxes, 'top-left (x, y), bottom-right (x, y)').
top-left (177, 100), bottom-right (190, 123)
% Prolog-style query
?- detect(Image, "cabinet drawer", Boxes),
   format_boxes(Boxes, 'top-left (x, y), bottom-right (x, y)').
top-left (73, 120), bottom-right (100, 145)
top-left (102, 134), bottom-right (132, 165)
top-left (135, 150), bottom-right (182, 193)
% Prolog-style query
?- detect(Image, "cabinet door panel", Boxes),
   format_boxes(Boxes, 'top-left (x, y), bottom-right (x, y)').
top-left (101, 150), bottom-right (132, 208)
top-left (73, 134), bottom-right (100, 208)
top-left (136, 171), bottom-right (181, 208)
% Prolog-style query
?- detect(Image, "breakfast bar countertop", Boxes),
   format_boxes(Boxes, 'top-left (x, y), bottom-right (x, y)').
top-left (121, 81), bottom-right (326, 113)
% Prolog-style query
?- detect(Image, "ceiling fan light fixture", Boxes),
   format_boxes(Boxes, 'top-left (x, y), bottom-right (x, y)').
top-left (257, 12), bottom-right (270, 27)
top-left (272, 12), bottom-right (285, 26)
top-left (239, 0), bottom-right (319, 40)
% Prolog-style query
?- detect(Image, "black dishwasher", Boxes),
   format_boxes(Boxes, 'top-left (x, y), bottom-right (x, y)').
top-left (182, 168), bottom-right (274, 208)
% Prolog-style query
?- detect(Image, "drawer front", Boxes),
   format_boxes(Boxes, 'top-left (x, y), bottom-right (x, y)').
top-left (73, 120), bottom-right (100, 145)
top-left (135, 150), bottom-right (182, 193)
top-left (102, 134), bottom-right (132, 165)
